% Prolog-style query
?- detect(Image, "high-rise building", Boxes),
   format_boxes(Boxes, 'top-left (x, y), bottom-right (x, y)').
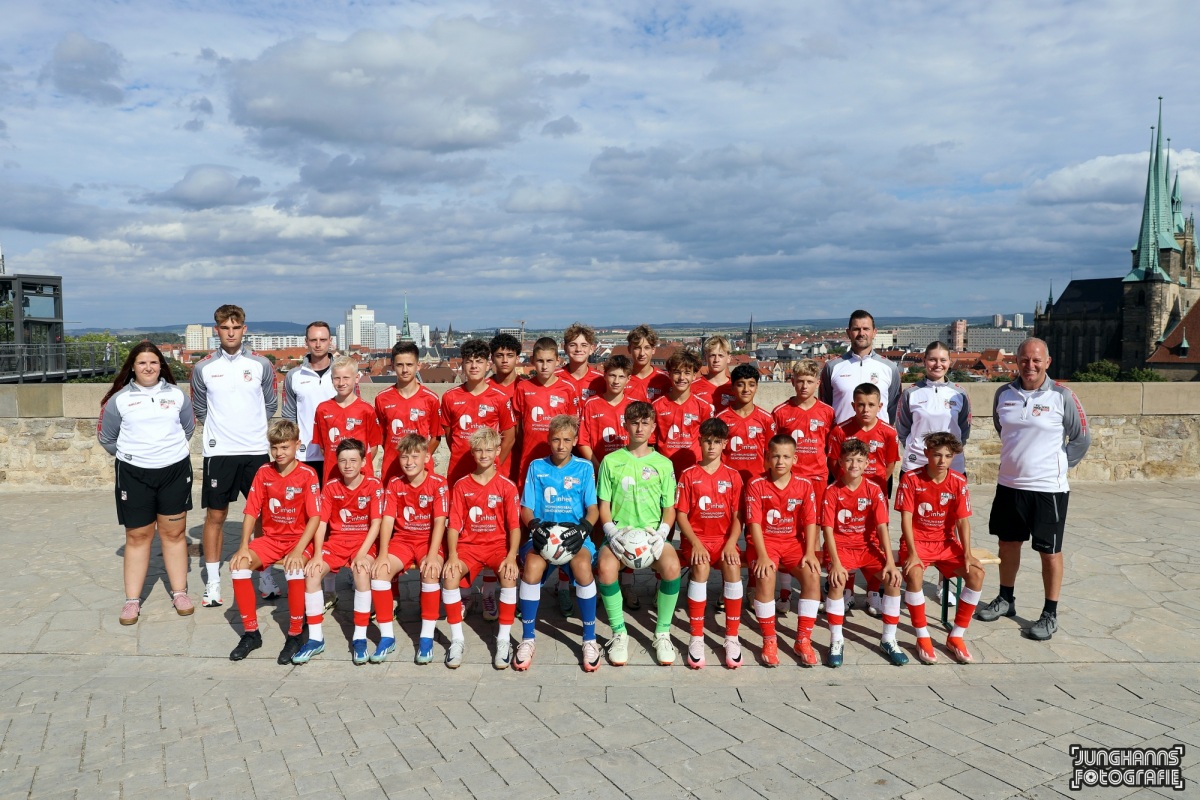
top-left (337, 324), bottom-right (346, 349)
top-left (948, 319), bottom-right (967, 351)
top-left (343, 304), bottom-right (375, 347)
top-left (185, 324), bottom-right (213, 351)
top-left (1013, 313), bottom-right (1025, 328)
top-left (372, 322), bottom-right (390, 351)
top-left (991, 313), bottom-right (1003, 328)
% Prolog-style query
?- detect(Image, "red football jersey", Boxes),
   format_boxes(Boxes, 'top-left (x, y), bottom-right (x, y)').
top-left (744, 474), bottom-right (817, 541)
top-left (772, 399), bottom-right (836, 482)
top-left (375, 384), bottom-right (443, 483)
top-left (448, 472), bottom-right (520, 547)
top-left (513, 377), bottom-right (581, 487)
top-left (555, 367), bottom-right (607, 402)
top-left (244, 462), bottom-right (321, 544)
top-left (312, 397), bottom-right (382, 484)
top-left (319, 476), bottom-right (384, 537)
top-left (692, 376), bottom-right (737, 412)
top-left (383, 472), bottom-right (450, 543)
top-left (827, 419), bottom-right (900, 494)
top-left (652, 394), bottom-right (715, 476)
top-left (894, 469), bottom-right (972, 542)
top-left (675, 463), bottom-right (743, 542)
top-left (626, 368), bottom-right (673, 403)
top-left (439, 384), bottom-right (517, 485)
top-left (717, 406), bottom-right (777, 485)
top-left (821, 479), bottom-right (889, 550)
top-left (578, 395), bottom-right (631, 465)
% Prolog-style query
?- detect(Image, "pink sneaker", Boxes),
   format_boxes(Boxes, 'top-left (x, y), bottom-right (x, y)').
top-left (120, 599), bottom-right (140, 626)
top-left (172, 591), bottom-right (194, 616)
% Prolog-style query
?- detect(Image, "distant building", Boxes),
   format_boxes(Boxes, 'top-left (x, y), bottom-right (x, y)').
top-left (245, 334), bottom-right (306, 350)
top-left (343, 304), bottom-right (375, 348)
top-left (185, 324), bottom-right (213, 351)
top-left (992, 314), bottom-right (1003, 327)
top-left (966, 327), bottom-right (1030, 351)
top-left (894, 323), bottom-right (954, 350)
top-left (1013, 313), bottom-right (1025, 329)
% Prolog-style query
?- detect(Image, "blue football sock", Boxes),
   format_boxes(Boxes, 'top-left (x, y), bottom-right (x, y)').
top-left (576, 580), bottom-right (598, 642)
top-left (519, 581), bottom-right (540, 640)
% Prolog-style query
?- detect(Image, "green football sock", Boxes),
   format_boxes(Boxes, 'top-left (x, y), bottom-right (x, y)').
top-left (655, 576), bottom-right (681, 634)
top-left (599, 580), bottom-right (626, 634)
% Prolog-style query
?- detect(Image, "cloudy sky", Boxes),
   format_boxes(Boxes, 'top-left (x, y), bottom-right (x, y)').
top-left (1, 1), bottom-right (1196, 331)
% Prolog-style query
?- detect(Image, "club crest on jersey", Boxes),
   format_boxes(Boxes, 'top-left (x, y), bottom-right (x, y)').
top-left (787, 498), bottom-right (799, 511)
top-left (120, 490), bottom-right (127, 501)
top-left (810, 419), bottom-right (821, 431)
top-left (857, 497), bottom-right (869, 511)
top-left (944, 399), bottom-right (953, 409)
top-left (410, 408), bottom-right (423, 421)
top-left (870, 372), bottom-right (879, 383)
top-left (549, 396), bottom-right (562, 408)
top-left (940, 492), bottom-right (954, 506)
top-left (1032, 404), bottom-right (1050, 416)
top-left (311, 484), bottom-right (319, 493)
top-left (748, 426), bottom-right (762, 439)
top-left (641, 466), bottom-right (657, 480)
top-left (346, 418), bottom-right (359, 430)
top-left (357, 496), bottom-right (369, 509)
top-left (419, 494), bottom-right (432, 508)
top-left (211, 479), bottom-right (219, 488)
top-left (478, 404), bottom-right (493, 417)
top-left (158, 397), bottom-right (175, 409)
top-left (488, 494), bottom-right (501, 508)
top-left (717, 480), bottom-right (732, 494)
top-left (869, 440), bottom-right (881, 452)
top-left (243, 369), bottom-right (253, 382)
top-left (285, 487), bottom-right (299, 500)
top-left (563, 476), bottom-right (578, 490)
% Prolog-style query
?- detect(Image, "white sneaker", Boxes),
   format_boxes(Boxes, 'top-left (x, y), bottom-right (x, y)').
top-left (723, 636), bottom-right (743, 669)
top-left (258, 569), bottom-right (280, 600)
top-left (201, 582), bottom-right (222, 608)
top-left (607, 632), bottom-right (629, 666)
top-left (866, 591), bottom-right (883, 618)
top-left (844, 589), bottom-right (856, 611)
top-left (446, 639), bottom-right (465, 669)
top-left (936, 583), bottom-right (958, 606)
top-left (581, 640), bottom-right (602, 672)
top-left (513, 639), bottom-right (535, 671)
top-left (482, 592), bottom-right (499, 621)
top-left (494, 638), bottom-right (512, 670)
top-left (653, 632), bottom-right (676, 666)
top-left (686, 636), bottom-right (705, 669)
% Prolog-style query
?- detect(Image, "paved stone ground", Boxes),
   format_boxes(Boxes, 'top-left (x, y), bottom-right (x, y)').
top-left (1, 481), bottom-right (1198, 799)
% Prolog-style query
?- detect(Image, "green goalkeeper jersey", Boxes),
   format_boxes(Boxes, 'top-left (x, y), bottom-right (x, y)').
top-left (597, 448), bottom-right (676, 530)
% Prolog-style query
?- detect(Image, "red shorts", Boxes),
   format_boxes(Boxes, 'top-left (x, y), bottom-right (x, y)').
top-left (681, 537), bottom-right (738, 567)
top-left (456, 541), bottom-right (510, 581)
top-left (899, 538), bottom-right (966, 577)
top-left (830, 546), bottom-right (888, 577)
top-left (321, 533), bottom-right (375, 572)
top-left (248, 536), bottom-right (312, 568)
top-left (388, 536), bottom-right (442, 571)
top-left (747, 537), bottom-right (810, 574)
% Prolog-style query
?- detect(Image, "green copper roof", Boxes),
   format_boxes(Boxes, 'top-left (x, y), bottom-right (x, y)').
top-left (1126, 99), bottom-right (1179, 283)
top-left (1172, 172), bottom-right (1185, 234)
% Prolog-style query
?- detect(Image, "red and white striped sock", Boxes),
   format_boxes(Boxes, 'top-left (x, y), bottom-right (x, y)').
top-left (304, 591), bottom-right (324, 641)
top-left (285, 570), bottom-right (306, 636)
top-left (231, 569), bottom-right (258, 633)
top-left (687, 580), bottom-right (707, 637)
top-left (754, 599), bottom-right (776, 639)
top-left (443, 587), bottom-right (464, 641)
top-left (951, 587), bottom-right (981, 638)
top-left (881, 592), bottom-right (901, 640)
top-left (371, 580), bottom-right (395, 638)
top-left (723, 581), bottom-right (743, 638)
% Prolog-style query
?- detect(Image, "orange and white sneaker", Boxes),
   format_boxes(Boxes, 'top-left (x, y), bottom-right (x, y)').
top-left (686, 637), bottom-right (706, 669)
top-left (512, 639), bottom-right (535, 671)
top-left (793, 635), bottom-right (819, 667)
top-left (945, 636), bottom-right (974, 664)
top-left (582, 639), bottom-right (602, 672)
top-left (761, 636), bottom-right (779, 667)
top-left (915, 637), bottom-right (938, 664)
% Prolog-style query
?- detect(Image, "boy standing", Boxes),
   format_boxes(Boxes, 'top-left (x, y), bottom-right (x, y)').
top-left (822, 439), bottom-right (907, 667)
top-left (514, 416), bottom-right (601, 671)
top-left (578, 355), bottom-right (633, 471)
top-left (512, 337), bottom-right (581, 489)
top-left (373, 434), bottom-right (449, 664)
top-left (675, 419), bottom-right (745, 669)
top-left (624, 325), bottom-right (673, 403)
top-left (652, 349), bottom-right (715, 478)
top-left (716, 364), bottom-right (777, 487)
top-left (895, 432), bottom-right (984, 663)
top-left (744, 435), bottom-right (824, 667)
top-left (557, 322), bottom-right (607, 401)
top-left (439, 339), bottom-right (518, 486)
top-left (228, 420), bottom-right (320, 664)
top-left (595, 401), bottom-right (683, 666)
top-left (826, 383), bottom-right (900, 497)
top-left (691, 335), bottom-right (737, 412)
top-left (281, 321), bottom-right (336, 484)
top-left (441, 427), bottom-right (522, 669)
top-left (311, 356), bottom-right (382, 485)
top-left (375, 342), bottom-right (442, 484)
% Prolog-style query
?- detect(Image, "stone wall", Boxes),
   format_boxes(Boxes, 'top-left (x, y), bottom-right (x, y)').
top-left (1, 381), bottom-right (1197, 490)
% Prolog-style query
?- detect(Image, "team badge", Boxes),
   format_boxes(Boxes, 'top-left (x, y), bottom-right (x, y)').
top-left (120, 491), bottom-right (128, 501)
top-left (857, 497), bottom-right (869, 511)
top-left (409, 408), bottom-right (421, 421)
top-left (787, 498), bottom-right (799, 511)
top-left (311, 484), bottom-right (319, 493)
top-left (1033, 403), bottom-right (1050, 416)
top-left (346, 418), bottom-right (359, 430)
top-left (285, 487), bottom-right (299, 500)
top-left (478, 404), bottom-right (493, 417)
top-left (748, 426), bottom-right (762, 439)
top-left (243, 369), bottom-right (253, 382)
top-left (158, 398), bottom-right (175, 409)
top-left (358, 496), bottom-right (369, 509)
top-left (488, 494), bottom-right (500, 508)
top-left (641, 466), bottom-right (657, 480)
top-left (563, 477), bottom-right (578, 489)
top-left (419, 495), bottom-right (431, 508)
top-left (211, 479), bottom-right (219, 488)
top-left (717, 480), bottom-right (732, 494)
top-left (870, 372), bottom-right (879, 383)
top-left (869, 440), bottom-right (881, 452)
top-left (940, 492), bottom-right (954, 506)
top-left (810, 419), bottom-right (820, 432)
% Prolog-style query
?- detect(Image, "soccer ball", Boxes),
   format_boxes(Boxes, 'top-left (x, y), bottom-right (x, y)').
top-left (538, 524), bottom-right (579, 566)
top-left (611, 527), bottom-right (657, 570)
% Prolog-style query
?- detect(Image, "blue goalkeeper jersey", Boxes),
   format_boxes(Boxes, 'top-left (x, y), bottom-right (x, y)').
top-left (521, 456), bottom-right (598, 524)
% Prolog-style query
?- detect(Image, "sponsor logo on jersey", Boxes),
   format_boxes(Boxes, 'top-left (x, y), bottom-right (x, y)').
top-left (468, 506), bottom-right (484, 523)
top-left (766, 509), bottom-right (782, 525)
top-left (621, 476), bottom-right (637, 492)
top-left (602, 426), bottom-right (618, 443)
top-left (837, 509), bottom-right (852, 524)
top-left (667, 424), bottom-right (681, 441)
top-left (403, 506), bottom-right (416, 522)
top-left (730, 435), bottom-right (744, 452)
top-left (459, 414), bottom-right (473, 430)
top-left (208, 439), bottom-right (216, 448)
top-left (543, 486), bottom-right (558, 504)
top-left (917, 502), bottom-right (933, 516)
top-left (698, 495), bottom-right (712, 511)
top-left (391, 419), bottom-right (404, 435)
top-left (531, 406), bottom-right (545, 422)
top-left (269, 498), bottom-right (282, 514)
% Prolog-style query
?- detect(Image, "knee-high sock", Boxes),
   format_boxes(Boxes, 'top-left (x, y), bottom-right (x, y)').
top-left (687, 580), bottom-right (707, 637)
top-left (285, 570), bottom-right (306, 636)
top-left (826, 595), bottom-right (845, 643)
top-left (231, 569), bottom-right (257, 633)
top-left (951, 587), bottom-right (981, 638)
top-left (724, 580), bottom-right (743, 638)
top-left (419, 582), bottom-right (440, 641)
top-left (655, 577), bottom-right (681, 635)
top-left (519, 581), bottom-right (540, 640)
top-left (904, 590), bottom-right (929, 639)
top-left (371, 580), bottom-right (394, 638)
top-left (497, 585), bottom-right (517, 642)
top-left (305, 591), bottom-right (324, 642)
top-left (576, 580), bottom-right (598, 641)
top-left (442, 587), bottom-right (464, 640)
top-left (881, 592), bottom-right (901, 640)
top-left (754, 599), bottom-right (776, 639)
top-left (798, 598), bottom-right (819, 640)
top-left (353, 590), bottom-right (371, 640)
top-left (599, 580), bottom-right (626, 634)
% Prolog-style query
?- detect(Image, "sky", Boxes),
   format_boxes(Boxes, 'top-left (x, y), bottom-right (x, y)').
top-left (1, 0), bottom-right (1197, 331)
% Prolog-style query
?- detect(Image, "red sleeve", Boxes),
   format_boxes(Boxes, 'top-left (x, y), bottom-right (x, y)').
top-left (244, 470), bottom-right (265, 518)
top-left (885, 430), bottom-right (899, 463)
top-left (319, 483), bottom-right (337, 523)
top-left (578, 405), bottom-right (594, 449)
top-left (439, 394), bottom-right (453, 431)
top-left (894, 472), bottom-right (914, 513)
top-left (503, 482), bottom-right (521, 531)
top-left (743, 481), bottom-right (762, 526)
top-left (956, 480), bottom-right (972, 520)
top-left (798, 480), bottom-right (816, 528)
top-left (821, 488), bottom-right (836, 528)
top-left (369, 482), bottom-right (384, 520)
top-left (374, 394), bottom-right (388, 432)
top-left (311, 409), bottom-right (326, 448)
top-left (434, 478), bottom-right (450, 518)
top-left (826, 426), bottom-right (844, 460)
top-left (871, 489), bottom-right (889, 526)
top-left (383, 479), bottom-right (401, 518)
top-left (305, 479), bottom-right (321, 520)
top-left (428, 394), bottom-right (444, 438)
top-left (675, 474), bottom-right (693, 516)
top-left (448, 483), bottom-right (466, 531)
top-left (500, 397), bottom-right (517, 431)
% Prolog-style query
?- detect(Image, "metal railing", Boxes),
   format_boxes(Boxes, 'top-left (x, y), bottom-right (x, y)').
top-left (0, 342), bottom-right (118, 383)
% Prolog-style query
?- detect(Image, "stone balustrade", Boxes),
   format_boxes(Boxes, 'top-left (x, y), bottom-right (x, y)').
top-left (1, 381), bottom-right (1196, 490)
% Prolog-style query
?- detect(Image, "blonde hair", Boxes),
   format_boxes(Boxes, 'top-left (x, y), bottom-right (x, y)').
top-left (468, 426), bottom-right (501, 449)
top-left (791, 359), bottom-right (820, 378)
top-left (396, 433), bottom-right (429, 455)
top-left (703, 335), bottom-right (730, 355)
top-left (548, 414), bottom-right (580, 437)
top-left (331, 355), bottom-right (358, 374)
top-left (268, 419), bottom-right (300, 444)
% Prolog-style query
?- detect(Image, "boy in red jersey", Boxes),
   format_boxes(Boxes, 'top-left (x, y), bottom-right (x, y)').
top-left (653, 349), bottom-right (715, 478)
top-left (676, 419), bottom-right (745, 669)
top-left (375, 342), bottom-right (442, 484)
top-left (557, 322), bottom-right (607, 401)
top-left (371, 434), bottom-right (450, 665)
top-left (439, 339), bottom-right (517, 486)
top-left (895, 432), bottom-right (983, 664)
top-left (441, 427), bottom-right (522, 669)
top-left (745, 435), bottom-right (823, 667)
top-left (822, 439), bottom-right (907, 667)
top-left (513, 337), bottom-right (581, 490)
top-left (578, 355), bottom-right (633, 471)
top-left (488, 332), bottom-right (523, 401)
top-left (625, 324), bottom-right (673, 403)
top-left (771, 359), bottom-right (836, 615)
top-left (292, 438), bottom-right (385, 665)
top-left (228, 420), bottom-right (320, 664)
top-left (311, 356), bottom-right (382, 485)
top-left (692, 335), bottom-right (737, 411)
top-left (716, 364), bottom-right (777, 487)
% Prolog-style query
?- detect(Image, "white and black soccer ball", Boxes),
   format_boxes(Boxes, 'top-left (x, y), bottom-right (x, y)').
top-left (539, 524), bottom-right (578, 566)
top-left (610, 526), bottom-right (657, 570)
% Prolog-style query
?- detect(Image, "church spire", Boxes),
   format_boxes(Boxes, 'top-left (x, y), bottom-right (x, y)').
top-left (399, 292), bottom-right (414, 342)
top-left (1126, 98), bottom-right (1177, 283)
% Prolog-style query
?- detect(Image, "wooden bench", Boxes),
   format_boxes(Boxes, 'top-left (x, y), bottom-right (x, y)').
top-left (940, 548), bottom-right (1001, 627)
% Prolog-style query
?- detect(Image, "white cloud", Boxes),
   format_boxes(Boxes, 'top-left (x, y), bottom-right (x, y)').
top-left (137, 165), bottom-right (266, 209)
top-left (39, 32), bottom-right (125, 105)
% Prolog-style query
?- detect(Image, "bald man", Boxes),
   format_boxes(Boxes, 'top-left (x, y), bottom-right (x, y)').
top-left (975, 338), bottom-right (1090, 641)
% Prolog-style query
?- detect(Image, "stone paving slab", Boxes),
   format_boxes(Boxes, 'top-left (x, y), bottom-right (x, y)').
top-left (1, 481), bottom-right (1198, 797)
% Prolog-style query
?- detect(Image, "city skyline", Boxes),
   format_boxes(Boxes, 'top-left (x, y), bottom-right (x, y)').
top-left (1, 3), bottom-right (1196, 328)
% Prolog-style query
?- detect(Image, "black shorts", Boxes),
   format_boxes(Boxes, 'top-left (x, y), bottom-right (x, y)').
top-left (201, 454), bottom-right (270, 509)
top-left (988, 484), bottom-right (1069, 554)
top-left (115, 456), bottom-right (193, 528)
